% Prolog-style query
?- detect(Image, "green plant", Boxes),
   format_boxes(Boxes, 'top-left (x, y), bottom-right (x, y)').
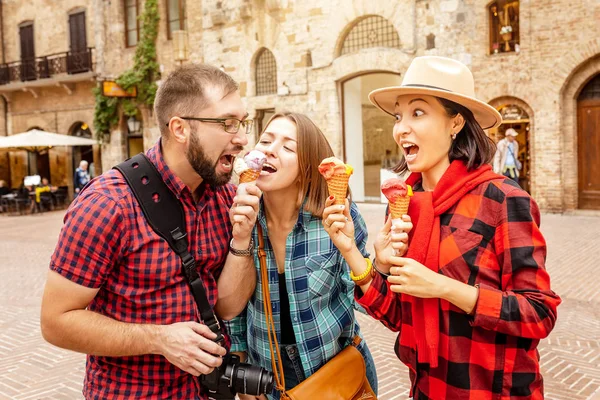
top-left (93, 0), bottom-right (160, 139)
top-left (93, 87), bottom-right (119, 141)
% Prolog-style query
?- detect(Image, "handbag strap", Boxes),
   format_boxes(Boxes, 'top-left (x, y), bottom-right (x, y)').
top-left (257, 224), bottom-right (287, 394)
top-left (507, 142), bottom-right (517, 159)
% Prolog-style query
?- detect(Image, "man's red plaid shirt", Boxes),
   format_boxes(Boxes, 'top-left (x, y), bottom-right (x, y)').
top-left (50, 142), bottom-right (235, 399)
top-left (357, 178), bottom-right (561, 400)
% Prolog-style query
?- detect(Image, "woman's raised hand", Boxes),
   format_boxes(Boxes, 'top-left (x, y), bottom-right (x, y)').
top-left (229, 183), bottom-right (262, 244)
top-left (373, 214), bottom-right (413, 274)
top-left (322, 196), bottom-right (355, 255)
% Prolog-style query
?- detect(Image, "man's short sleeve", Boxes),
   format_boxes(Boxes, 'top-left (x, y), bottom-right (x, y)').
top-left (50, 191), bottom-right (127, 288)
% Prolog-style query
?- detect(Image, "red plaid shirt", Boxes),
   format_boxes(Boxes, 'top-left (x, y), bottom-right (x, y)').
top-left (50, 142), bottom-right (235, 399)
top-left (357, 178), bottom-right (561, 400)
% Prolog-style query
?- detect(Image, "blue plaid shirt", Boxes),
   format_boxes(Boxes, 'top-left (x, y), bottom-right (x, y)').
top-left (224, 200), bottom-right (369, 378)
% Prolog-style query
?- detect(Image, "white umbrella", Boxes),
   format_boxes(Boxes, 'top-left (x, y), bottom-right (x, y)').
top-left (0, 129), bottom-right (97, 152)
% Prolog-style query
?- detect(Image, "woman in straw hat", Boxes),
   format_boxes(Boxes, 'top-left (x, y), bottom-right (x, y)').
top-left (322, 56), bottom-right (560, 399)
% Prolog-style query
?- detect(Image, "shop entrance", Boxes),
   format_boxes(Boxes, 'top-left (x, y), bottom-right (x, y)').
top-left (341, 72), bottom-right (402, 202)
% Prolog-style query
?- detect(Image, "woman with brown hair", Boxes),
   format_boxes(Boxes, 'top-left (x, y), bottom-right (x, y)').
top-left (226, 111), bottom-right (377, 400)
top-left (323, 56), bottom-right (560, 399)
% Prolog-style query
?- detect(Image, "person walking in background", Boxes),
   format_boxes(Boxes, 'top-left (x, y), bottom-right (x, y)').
top-left (493, 128), bottom-right (521, 184)
top-left (73, 160), bottom-right (90, 195)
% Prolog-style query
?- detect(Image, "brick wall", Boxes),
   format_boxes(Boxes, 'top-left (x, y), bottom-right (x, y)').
top-left (1, 0), bottom-right (598, 209)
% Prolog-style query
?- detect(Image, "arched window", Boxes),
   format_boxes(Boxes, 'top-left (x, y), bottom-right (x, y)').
top-left (579, 74), bottom-right (600, 100)
top-left (338, 15), bottom-right (400, 57)
top-left (489, 1), bottom-right (520, 54)
top-left (69, 121), bottom-right (92, 138)
top-left (255, 48), bottom-right (277, 96)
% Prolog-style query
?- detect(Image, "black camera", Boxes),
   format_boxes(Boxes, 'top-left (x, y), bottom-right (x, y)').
top-left (201, 352), bottom-right (274, 399)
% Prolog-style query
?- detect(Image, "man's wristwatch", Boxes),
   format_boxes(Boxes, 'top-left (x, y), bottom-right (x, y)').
top-left (229, 238), bottom-right (254, 257)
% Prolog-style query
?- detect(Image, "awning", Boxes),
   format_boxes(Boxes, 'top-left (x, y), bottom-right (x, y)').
top-left (0, 129), bottom-right (97, 152)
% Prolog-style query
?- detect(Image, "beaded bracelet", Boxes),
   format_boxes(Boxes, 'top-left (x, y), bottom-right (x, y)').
top-left (350, 258), bottom-right (375, 286)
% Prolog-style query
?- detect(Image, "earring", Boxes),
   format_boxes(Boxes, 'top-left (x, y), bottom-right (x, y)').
top-left (452, 133), bottom-right (457, 140)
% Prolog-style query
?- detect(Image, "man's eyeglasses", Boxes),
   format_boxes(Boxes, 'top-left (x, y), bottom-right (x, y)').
top-left (167, 117), bottom-right (254, 134)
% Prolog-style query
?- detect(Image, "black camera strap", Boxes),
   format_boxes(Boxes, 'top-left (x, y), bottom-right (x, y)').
top-left (114, 153), bottom-right (223, 343)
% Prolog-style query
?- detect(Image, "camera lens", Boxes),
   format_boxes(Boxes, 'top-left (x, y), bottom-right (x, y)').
top-left (231, 363), bottom-right (274, 395)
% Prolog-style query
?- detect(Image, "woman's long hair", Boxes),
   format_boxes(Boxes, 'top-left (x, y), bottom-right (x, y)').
top-left (393, 97), bottom-right (497, 175)
top-left (262, 111), bottom-right (334, 217)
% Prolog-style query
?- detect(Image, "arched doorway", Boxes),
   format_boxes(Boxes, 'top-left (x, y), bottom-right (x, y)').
top-left (577, 74), bottom-right (600, 209)
top-left (69, 122), bottom-right (95, 177)
top-left (490, 103), bottom-right (532, 192)
top-left (342, 72), bottom-right (402, 202)
top-left (336, 14), bottom-right (403, 202)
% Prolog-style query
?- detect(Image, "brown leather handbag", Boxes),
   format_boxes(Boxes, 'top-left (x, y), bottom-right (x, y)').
top-left (257, 225), bottom-right (377, 400)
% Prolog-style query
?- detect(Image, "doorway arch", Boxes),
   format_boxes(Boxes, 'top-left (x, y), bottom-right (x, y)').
top-left (560, 53), bottom-right (600, 210)
top-left (577, 74), bottom-right (600, 209)
top-left (341, 71), bottom-right (402, 202)
top-left (488, 97), bottom-right (534, 193)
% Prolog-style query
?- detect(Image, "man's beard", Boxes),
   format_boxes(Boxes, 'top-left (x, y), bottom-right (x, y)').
top-left (186, 129), bottom-right (233, 187)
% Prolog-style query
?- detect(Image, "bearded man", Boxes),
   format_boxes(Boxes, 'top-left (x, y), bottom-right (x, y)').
top-left (41, 64), bottom-right (260, 399)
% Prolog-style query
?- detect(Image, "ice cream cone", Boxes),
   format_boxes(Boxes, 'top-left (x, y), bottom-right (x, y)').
top-left (239, 169), bottom-right (261, 183)
top-left (327, 173), bottom-right (350, 205)
top-left (388, 196), bottom-right (411, 219)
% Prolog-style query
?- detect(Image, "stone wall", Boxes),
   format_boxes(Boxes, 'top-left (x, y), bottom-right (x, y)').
top-left (1, 0), bottom-right (96, 64)
top-left (191, 0), bottom-right (600, 211)
top-left (0, 0), bottom-right (98, 189)
top-left (1, 0), bottom-right (598, 210)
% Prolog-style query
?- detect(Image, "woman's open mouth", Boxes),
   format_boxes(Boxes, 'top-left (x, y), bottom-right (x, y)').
top-left (261, 162), bottom-right (277, 175)
top-left (402, 142), bottom-right (419, 163)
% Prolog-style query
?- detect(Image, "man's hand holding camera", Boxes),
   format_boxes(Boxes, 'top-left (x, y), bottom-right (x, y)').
top-left (157, 322), bottom-right (226, 376)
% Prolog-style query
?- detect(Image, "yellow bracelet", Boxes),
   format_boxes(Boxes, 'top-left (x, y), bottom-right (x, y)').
top-left (350, 258), bottom-right (373, 282)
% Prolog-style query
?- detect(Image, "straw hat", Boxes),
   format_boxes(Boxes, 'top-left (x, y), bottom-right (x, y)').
top-left (368, 56), bottom-right (502, 130)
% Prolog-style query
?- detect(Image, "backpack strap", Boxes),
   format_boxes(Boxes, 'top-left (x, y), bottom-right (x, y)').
top-left (114, 153), bottom-right (223, 343)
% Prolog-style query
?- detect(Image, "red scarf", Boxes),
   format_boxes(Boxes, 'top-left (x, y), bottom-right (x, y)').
top-left (402, 160), bottom-right (500, 367)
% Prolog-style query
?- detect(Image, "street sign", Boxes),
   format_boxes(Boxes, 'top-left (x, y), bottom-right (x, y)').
top-left (102, 81), bottom-right (137, 98)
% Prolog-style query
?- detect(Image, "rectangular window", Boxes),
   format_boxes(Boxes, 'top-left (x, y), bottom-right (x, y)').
top-left (19, 23), bottom-right (36, 81)
top-left (255, 109), bottom-right (275, 143)
top-left (125, 0), bottom-right (139, 47)
top-left (167, 0), bottom-right (186, 40)
top-left (489, 0), bottom-right (520, 54)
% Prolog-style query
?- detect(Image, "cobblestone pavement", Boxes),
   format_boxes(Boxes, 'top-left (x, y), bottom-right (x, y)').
top-left (0, 206), bottom-right (599, 399)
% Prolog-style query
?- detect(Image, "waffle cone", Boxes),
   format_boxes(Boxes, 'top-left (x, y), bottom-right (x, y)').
top-left (389, 196), bottom-right (410, 219)
top-left (327, 173), bottom-right (350, 205)
top-left (239, 169), bottom-right (261, 183)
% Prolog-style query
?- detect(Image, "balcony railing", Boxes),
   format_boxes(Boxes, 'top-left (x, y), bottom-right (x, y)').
top-left (0, 48), bottom-right (93, 85)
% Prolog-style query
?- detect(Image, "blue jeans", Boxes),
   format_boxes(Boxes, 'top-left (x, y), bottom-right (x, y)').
top-left (270, 342), bottom-right (378, 399)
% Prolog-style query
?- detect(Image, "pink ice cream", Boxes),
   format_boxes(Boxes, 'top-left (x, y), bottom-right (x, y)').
top-left (244, 150), bottom-right (267, 171)
top-left (380, 178), bottom-right (410, 203)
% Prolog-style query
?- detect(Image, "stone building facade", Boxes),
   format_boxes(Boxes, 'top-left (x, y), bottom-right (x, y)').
top-left (0, 0), bottom-right (102, 193)
top-left (1, 0), bottom-right (599, 211)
